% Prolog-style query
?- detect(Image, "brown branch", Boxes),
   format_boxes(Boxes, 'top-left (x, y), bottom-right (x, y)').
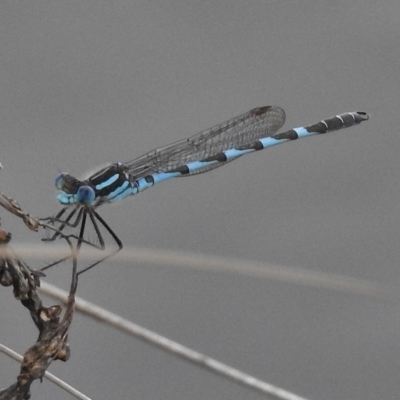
top-left (0, 193), bottom-right (78, 400)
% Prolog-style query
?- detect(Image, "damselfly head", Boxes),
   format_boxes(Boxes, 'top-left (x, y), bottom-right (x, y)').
top-left (55, 172), bottom-right (69, 189)
top-left (55, 173), bottom-right (83, 194)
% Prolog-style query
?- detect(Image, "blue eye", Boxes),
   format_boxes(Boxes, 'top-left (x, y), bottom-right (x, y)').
top-left (55, 173), bottom-right (68, 189)
top-left (77, 185), bottom-right (96, 204)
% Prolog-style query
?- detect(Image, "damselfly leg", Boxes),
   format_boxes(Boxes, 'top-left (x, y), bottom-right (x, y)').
top-left (42, 206), bottom-right (84, 242)
top-left (76, 209), bottom-right (123, 275)
top-left (41, 206), bottom-right (122, 274)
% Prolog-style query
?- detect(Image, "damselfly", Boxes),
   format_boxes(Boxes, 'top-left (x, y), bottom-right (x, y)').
top-left (42, 106), bottom-right (369, 274)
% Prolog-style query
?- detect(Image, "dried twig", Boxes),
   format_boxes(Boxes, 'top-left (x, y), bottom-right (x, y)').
top-left (0, 344), bottom-right (91, 400)
top-left (0, 193), bottom-right (78, 400)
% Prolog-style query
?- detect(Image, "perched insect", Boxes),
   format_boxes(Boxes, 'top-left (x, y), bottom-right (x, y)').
top-left (42, 106), bottom-right (369, 274)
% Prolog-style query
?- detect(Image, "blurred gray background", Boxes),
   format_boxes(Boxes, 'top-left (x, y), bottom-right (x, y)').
top-left (1, 1), bottom-right (400, 399)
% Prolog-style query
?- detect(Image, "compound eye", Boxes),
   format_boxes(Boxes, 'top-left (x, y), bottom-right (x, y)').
top-left (55, 173), bottom-right (69, 189)
top-left (77, 185), bottom-right (96, 204)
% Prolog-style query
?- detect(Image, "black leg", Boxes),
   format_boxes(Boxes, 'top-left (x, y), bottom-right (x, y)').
top-left (88, 210), bottom-right (106, 249)
top-left (41, 208), bottom-right (89, 272)
top-left (77, 209), bottom-right (123, 275)
top-left (41, 206), bottom-right (83, 241)
top-left (40, 216), bottom-right (87, 272)
top-left (42, 206), bottom-right (104, 249)
top-left (76, 210), bottom-right (87, 253)
top-left (41, 206), bottom-right (123, 274)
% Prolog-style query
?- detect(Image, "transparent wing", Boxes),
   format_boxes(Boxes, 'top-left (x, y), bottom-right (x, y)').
top-left (124, 105), bottom-right (286, 178)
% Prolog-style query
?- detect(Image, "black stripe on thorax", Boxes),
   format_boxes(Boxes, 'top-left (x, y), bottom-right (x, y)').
top-left (88, 164), bottom-right (130, 197)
